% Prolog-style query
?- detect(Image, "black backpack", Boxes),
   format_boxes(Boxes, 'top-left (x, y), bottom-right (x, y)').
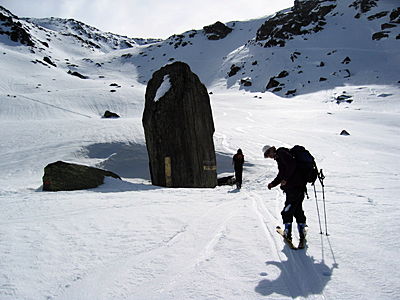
top-left (289, 145), bottom-right (318, 184)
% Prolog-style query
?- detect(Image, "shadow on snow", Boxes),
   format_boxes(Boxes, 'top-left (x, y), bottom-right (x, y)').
top-left (77, 142), bottom-right (245, 192)
top-left (255, 243), bottom-right (338, 298)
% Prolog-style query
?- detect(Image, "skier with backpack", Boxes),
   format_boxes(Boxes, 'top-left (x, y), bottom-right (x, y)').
top-left (263, 145), bottom-right (318, 248)
top-left (232, 148), bottom-right (245, 189)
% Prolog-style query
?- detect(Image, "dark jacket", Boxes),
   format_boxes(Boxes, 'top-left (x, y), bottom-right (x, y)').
top-left (270, 147), bottom-right (305, 190)
top-left (233, 153), bottom-right (244, 170)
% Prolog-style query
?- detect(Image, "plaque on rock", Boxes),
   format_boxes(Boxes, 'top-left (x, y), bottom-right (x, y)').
top-left (142, 61), bottom-right (217, 188)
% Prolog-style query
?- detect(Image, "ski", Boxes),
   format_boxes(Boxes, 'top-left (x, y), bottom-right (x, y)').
top-left (276, 226), bottom-right (297, 250)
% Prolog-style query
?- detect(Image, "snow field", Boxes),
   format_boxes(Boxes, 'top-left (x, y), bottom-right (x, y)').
top-left (1, 83), bottom-right (399, 299)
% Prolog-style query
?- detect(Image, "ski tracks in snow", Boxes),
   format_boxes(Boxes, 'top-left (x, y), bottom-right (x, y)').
top-left (248, 187), bottom-right (330, 299)
top-left (56, 198), bottom-right (243, 299)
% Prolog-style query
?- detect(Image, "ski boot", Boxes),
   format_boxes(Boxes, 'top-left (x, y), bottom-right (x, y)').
top-left (297, 223), bottom-right (307, 249)
top-left (284, 223), bottom-right (292, 242)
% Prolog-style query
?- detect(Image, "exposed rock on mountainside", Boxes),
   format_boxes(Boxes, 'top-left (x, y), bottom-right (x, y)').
top-left (350, 0), bottom-right (378, 14)
top-left (0, 7), bottom-right (35, 46)
top-left (228, 64), bottom-right (241, 77)
top-left (256, 0), bottom-right (336, 47)
top-left (67, 70), bottom-right (88, 79)
top-left (203, 21), bottom-right (233, 40)
top-left (143, 62), bottom-right (217, 188)
top-left (43, 56), bottom-right (56, 67)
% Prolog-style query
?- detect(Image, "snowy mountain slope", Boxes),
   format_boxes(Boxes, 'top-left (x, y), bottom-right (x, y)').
top-left (1, 1), bottom-right (399, 97)
top-left (0, 1), bottom-right (400, 300)
top-left (107, 0), bottom-right (400, 96)
top-left (26, 17), bottom-right (161, 50)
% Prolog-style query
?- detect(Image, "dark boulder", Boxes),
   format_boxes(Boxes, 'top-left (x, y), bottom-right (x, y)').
top-left (67, 70), bottom-right (88, 79)
top-left (390, 7), bottom-right (400, 23)
top-left (42, 161), bottom-right (121, 191)
top-left (266, 77), bottom-right (280, 90)
top-left (336, 94), bottom-right (353, 103)
top-left (103, 110), bottom-right (120, 118)
top-left (228, 64), bottom-right (241, 77)
top-left (367, 11), bottom-right (389, 21)
top-left (342, 56), bottom-right (351, 64)
top-left (142, 61), bottom-right (217, 188)
top-left (372, 31), bottom-right (390, 40)
top-left (277, 70), bottom-right (289, 78)
top-left (285, 89), bottom-right (297, 96)
top-left (240, 78), bottom-right (252, 86)
top-left (381, 23), bottom-right (397, 30)
top-left (43, 57), bottom-right (57, 67)
top-left (340, 130), bottom-right (350, 136)
top-left (217, 175), bottom-right (236, 186)
top-left (203, 21), bottom-right (233, 40)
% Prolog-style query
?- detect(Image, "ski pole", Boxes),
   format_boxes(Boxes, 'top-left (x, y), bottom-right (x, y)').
top-left (313, 183), bottom-right (323, 235)
top-left (319, 169), bottom-right (329, 236)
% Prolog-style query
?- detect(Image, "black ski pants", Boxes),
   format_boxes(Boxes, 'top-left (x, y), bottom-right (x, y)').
top-left (281, 186), bottom-right (306, 224)
top-left (235, 167), bottom-right (243, 186)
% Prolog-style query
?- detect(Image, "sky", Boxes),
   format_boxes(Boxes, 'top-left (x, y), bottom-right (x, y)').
top-left (0, 0), bottom-right (294, 39)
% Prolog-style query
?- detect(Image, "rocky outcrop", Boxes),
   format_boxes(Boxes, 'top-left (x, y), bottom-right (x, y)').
top-left (349, 0), bottom-right (378, 14)
top-left (42, 161), bottom-right (121, 191)
top-left (142, 62), bottom-right (217, 188)
top-left (256, 0), bottom-right (336, 47)
top-left (203, 21), bottom-right (233, 40)
top-left (0, 7), bottom-right (35, 47)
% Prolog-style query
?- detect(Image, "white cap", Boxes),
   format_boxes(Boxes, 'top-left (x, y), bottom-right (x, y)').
top-left (262, 145), bottom-right (272, 153)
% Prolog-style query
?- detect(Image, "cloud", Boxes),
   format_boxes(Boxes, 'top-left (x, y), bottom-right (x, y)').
top-left (0, 0), bottom-right (294, 38)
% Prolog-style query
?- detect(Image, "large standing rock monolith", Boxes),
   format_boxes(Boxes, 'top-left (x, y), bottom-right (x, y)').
top-left (142, 61), bottom-right (217, 188)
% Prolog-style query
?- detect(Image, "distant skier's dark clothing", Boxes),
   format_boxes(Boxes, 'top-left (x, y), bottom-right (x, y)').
top-left (264, 146), bottom-right (307, 231)
top-left (233, 149), bottom-right (244, 188)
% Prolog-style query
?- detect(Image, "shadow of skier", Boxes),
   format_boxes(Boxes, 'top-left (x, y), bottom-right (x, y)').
top-left (255, 244), bottom-right (336, 298)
